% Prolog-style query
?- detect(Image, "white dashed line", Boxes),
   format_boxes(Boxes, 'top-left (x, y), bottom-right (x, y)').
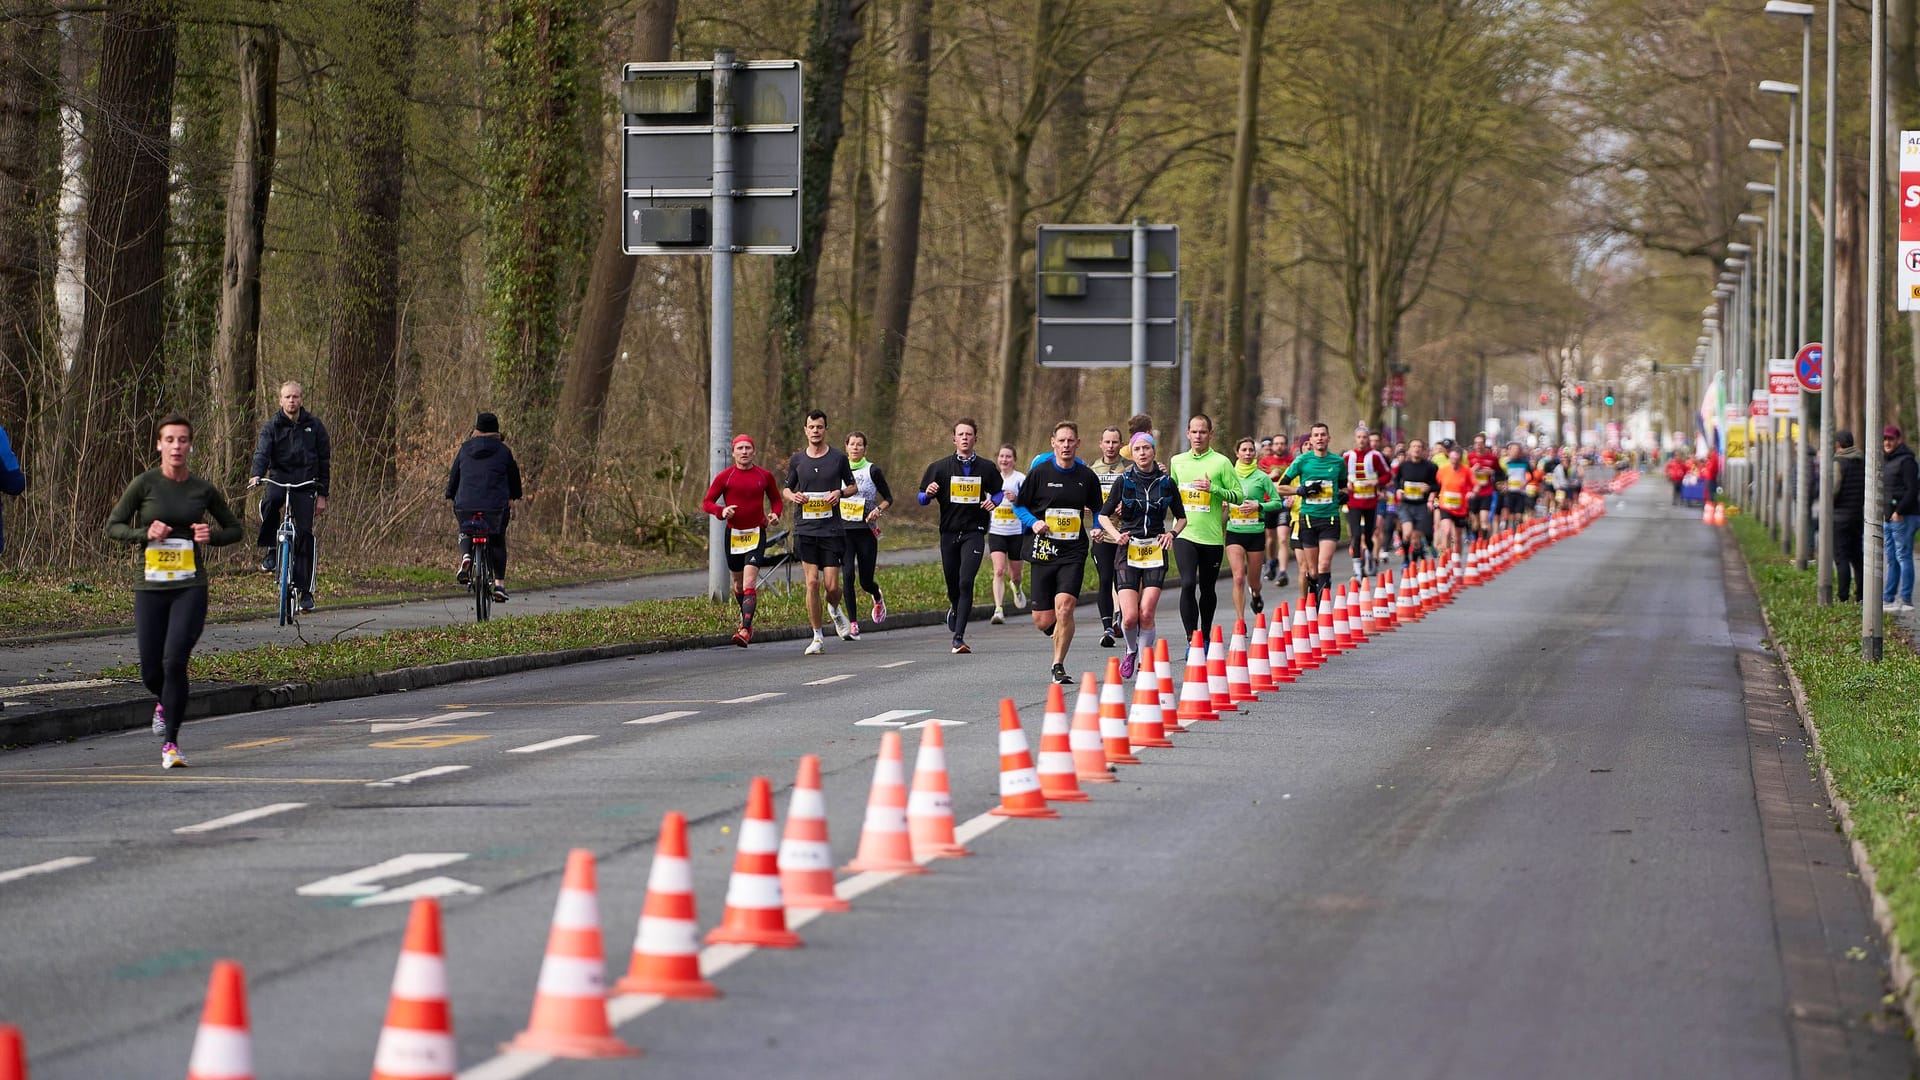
top-left (877, 660), bottom-right (916, 669)
top-left (803, 674), bottom-right (856, 686)
top-left (719, 692), bottom-right (785, 704)
top-left (0, 856), bottom-right (95, 885)
top-left (624, 711), bottom-right (699, 726)
top-left (368, 765), bottom-right (472, 788)
top-left (173, 803), bottom-right (307, 834)
top-left (506, 735), bottom-right (597, 754)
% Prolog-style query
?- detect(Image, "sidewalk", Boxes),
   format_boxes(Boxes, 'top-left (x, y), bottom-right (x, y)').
top-left (0, 546), bottom-right (941, 732)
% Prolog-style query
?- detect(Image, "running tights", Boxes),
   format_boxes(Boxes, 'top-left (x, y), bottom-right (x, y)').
top-left (1092, 541), bottom-right (1119, 627)
top-left (135, 587), bottom-right (208, 745)
top-left (1348, 506), bottom-right (1377, 558)
top-left (840, 528), bottom-right (882, 604)
top-left (1174, 537), bottom-right (1222, 640)
top-left (940, 531), bottom-right (987, 639)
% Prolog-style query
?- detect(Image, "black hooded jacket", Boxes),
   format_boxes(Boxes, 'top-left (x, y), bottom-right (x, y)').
top-left (445, 435), bottom-right (523, 513)
top-left (251, 408), bottom-right (331, 495)
top-left (1886, 443), bottom-right (1920, 517)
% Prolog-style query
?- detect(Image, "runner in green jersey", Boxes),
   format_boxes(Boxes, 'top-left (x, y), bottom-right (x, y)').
top-left (1167, 414), bottom-right (1242, 641)
top-left (1277, 421), bottom-right (1345, 603)
top-left (1226, 436), bottom-right (1286, 622)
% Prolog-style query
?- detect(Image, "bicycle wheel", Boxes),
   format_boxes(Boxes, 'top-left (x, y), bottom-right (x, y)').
top-left (473, 547), bottom-right (491, 623)
top-left (278, 536), bottom-right (295, 626)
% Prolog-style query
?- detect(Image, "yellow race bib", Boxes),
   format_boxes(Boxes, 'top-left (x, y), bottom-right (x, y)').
top-left (729, 526), bottom-right (761, 554)
top-left (1401, 481), bottom-right (1430, 499)
top-left (1439, 491), bottom-right (1465, 512)
top-left (1045, 507), bottom-right (1083, 540)
top-left (991, 503), bottom-right (1019, 524)
top-left (1179, 482), bottom-right (1212, 513)
top-left (144, 538), bottom-right (196, 583)
top-left (1126, 539), bottom-right (1165, 569)
top-left (1353, 479), bottom-right (1376, 499)
top-left (948, 475), bottom-right (982, 505)
top-left (801, 493), bottom-right (833, 520)
top-left (839, 496), bottom-right (866, 522)
top-left (1227, 502), bottom-right (1261, 525)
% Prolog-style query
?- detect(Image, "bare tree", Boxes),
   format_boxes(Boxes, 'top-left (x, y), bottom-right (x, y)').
top-left (209, 23), bottom-right (279, 486)
top-left (1218, 0), bottom-right (1273, 442)
top-left (0, 1), bottom-right (55, 442)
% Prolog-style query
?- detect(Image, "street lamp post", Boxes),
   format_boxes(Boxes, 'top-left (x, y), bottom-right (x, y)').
top-left (1746, 179), bottom-right (1779, 531)
top-left (1765, 3), bottom-right (1816, 568)
top-left (1865, 0), bottom-right (1886, 661)
top-left (1819, 0), bottom-right (1839, 603)
top-left (1761, 77), bottom-right (1805, 559)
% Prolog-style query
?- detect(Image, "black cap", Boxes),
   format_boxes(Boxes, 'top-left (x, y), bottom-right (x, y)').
top-left (1835, 429), bottom-right (1854, 448)
top-left (475, 412), bottom-right (500, 434)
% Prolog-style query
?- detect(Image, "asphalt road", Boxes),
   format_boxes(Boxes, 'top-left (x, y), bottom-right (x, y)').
top-left (0, 484), bottom-right (1907, 1079)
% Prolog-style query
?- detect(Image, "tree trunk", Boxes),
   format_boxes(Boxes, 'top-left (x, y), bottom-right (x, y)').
top-left (209, 23), bottom-right (278, 488)
top-left (769, 0), bottom-right (867, 450)
top-left (1220, 0), bottom-right (1272, 444)
top-left (59, 1), bottom-right (176, 542)
top-left (1832, 156), bottom-right (1866, 439)
top-left (0, 2), bottom-right (54, 441)
top-left (327, 0), bottom-right (417, 492)
top-left (548, 0), bottom-right (676, 532)
top-left (856, 0), bottom-right (930, 452)
top-left (993, 135), bottom-right (1034, 445)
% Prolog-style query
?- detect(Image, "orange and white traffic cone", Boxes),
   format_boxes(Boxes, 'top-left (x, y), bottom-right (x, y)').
top-left (1377, 572), bottom-right (1397, 631)
top-left (1291, 602), bottom-right (1319, 670)
top-left (1127, 648), bottom-right (1174, 748)
top-left (1206, 626), bottom-right (1233, 715)
top-left (616, 811), bottom-right (720, 999)
top-left (1037, 682), bottom-right (1090, 802)
top-left (707, 779), bottom-right (805, 947)
top-left (1270, 602), bottom-right (1297, 683)
top-left (1355, 576), bottom-right (1376, 638)
top-left (1396, 570), bottom-right (1416, 624)
top-left (371, 898), bottom-right (458, 1080)
top-left (0, 1025), bottom-right (21, 1080)
top-left (990, 698), bottom-right (1058, 818)
top-left (1155, 638), bottom-right (1181, 733)
top-left (1226, 620), bottom-right (1255, 703)
top-left (780, 755), bottom-right (850, 910)
top-left (1249, 613), bottom-right (1275, 692)
top-left (188, 960), bottom-right (254, 1080)
top-left (505, 850), bottom-right (640, 1058)
top-left (1332, 583), bottom-right (1354, 648)
top-left (1069, 674), bottom-right (1115, 783)
top-left (1098, 657), bottom-right (1140, 765)
top-left (908, 721), bottom-right (974, 857)
top-left (1316, 587), bottom-right (1337, 655)
top-left (843, 732), bottom-right (927, 875)
top-left (1177, 632), bottom-right (1214, 725)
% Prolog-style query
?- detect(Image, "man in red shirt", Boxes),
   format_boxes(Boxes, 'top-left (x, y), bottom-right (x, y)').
top-left (1343, 426), bottom-right (1392, 577)
top-left (702, 435), bottom-right (785, 646)
top-left (1259, 432), bottom-right (1292, 584)
top-left (1466, 433), bottom-right (1499, 538)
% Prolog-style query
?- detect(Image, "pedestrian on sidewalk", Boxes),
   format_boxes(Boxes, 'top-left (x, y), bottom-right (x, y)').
top-left (250, 381), bottom-right (330, 613)
top-left (1883, 425), bottom-right (1919, 613)
top-left (1831, 431), bottom-right (1864, 603)
top-left (0, 421), bottom-right (23, 556)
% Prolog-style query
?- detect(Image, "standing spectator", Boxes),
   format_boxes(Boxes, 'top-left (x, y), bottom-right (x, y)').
top-left (249, 381), bottom-right (331, 612)
top-left (0, 421), bottom-right (23, 555)
top-left (1664, 453), bottom-right (1687, 505)
top-left (1831, 431), bottom-right (1865, 603)
top-left (1883, 425), bottom-right (1918, 613)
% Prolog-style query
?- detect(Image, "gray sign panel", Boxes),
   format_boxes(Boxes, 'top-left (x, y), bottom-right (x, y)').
top-left (1035, 224), bottom-right (1179, 367)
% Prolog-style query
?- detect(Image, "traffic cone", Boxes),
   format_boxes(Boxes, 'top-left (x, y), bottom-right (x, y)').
top-left (908, 721), bottom-right (974, 857)
top-left (1069, 674), bottom-right (1116, 783)
top-left (1396, 570), bottom-right (1416, 624)
top-left (843, 732), bottom-right (927, 874)
top-left (1155, 638), bottom-right (1181, 733)
top-left (1315, 587), bottom-right (1337, 656)
top-left (616, 811), bottom-right (720, 999)
top-left (1291, 602), bottom-right (1320, 670)
top-left (1270, 602), bottom-right (1297, 682)
top-left (1098, 657), bottom-right (1140, 765)
top-left (1356, 575), bottom-right (1377, 637)
top-left (707, 778), bottom-right (805, 947)
top-left (0, 1026), bottom-right (20, 1080)
top-left (1206, 626), bottom-right (1233, 714)
top-left (1177, 632), bottom-right (1214, 724)
top-left (372, 898), bottom-right (458, 1080)
top-left (1037, 682), bottom-right (1090, 801)
top-left (504, 850), bottom-right (639, 1058)
top-left (1226, 620), bottom-right (1255, 703)
top-left (1377, 572), bottom-right (1397, 630)
top-left (188, 960), bottom-right (253, 1080)
top-left (1712, 502), bottom-right (1726, 526)
top-left (780, 755), bottom-right (851, 909)
top-left (1248, 613), bottom-right (1276, 692)
top-left (990, 698), bottom-right (1058, 818)
top-left (1333, 583), bottom-right (1355, 648)
top-left (1127, 649), bottom-right (1174, 748)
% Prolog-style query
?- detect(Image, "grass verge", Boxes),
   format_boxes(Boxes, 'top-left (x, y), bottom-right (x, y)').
top-left (1731, 514), bottom-right (1920, 991)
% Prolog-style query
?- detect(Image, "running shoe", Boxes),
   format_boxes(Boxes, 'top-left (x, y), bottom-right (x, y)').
top-left (990, 607), bottom-right (1005, 625)
top-left (161, 743), bottom-right (186, 769)
top-left (299, 592), bottom-right (315, 613)
top-left (1050, 664), bottom-right (1073, 685)
top-left (1100, 629), bottom-right (1116, 648)
top-left (456, 554), bottom-right (472, 585)
top-left (1276, 571), bottom-right (1289, 588)
top-left (1251, 592), bottom-right (1264, 614)
top-left (259, 549), bottom-right (276, 573)
top-left (946, 607), bottom-right (957, 632)
top-left (846, 620), bottom-right (861, 640)
top-left (830, 605), bottom-right (852, 640)
top-left (951, 637), bottom-right (970, 655)
top-left (871, 599), bottom-right (887, 624)
top-left (732, 627), bottom-right (751, 648)
top-left (805, 634), bottom-right (825, 656)
top-left (1119, 650), bottom-right (1137, 680)
top-left (1013, 586), bottom-right (1028, 609)
top-left (491, 584), bottom-right (508, 603)
top-left (151, 704), bottom-right (166, 736)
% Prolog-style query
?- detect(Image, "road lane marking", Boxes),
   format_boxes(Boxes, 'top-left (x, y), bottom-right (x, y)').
top-left (371, 734), bottom-right (491, 750)
top-left (297, 853), bottom-right (468, 898)
top-left (624, 711), bottom-right (698, 725)
top-left (855, 709), bottom-right (930, 727)
top-left (902, 718), bottom-right (965, 729)
top-left (0, 773), bottom-right (369, 785)
top-left (351, 875), bottom-right (485, 907)
top-left (877, 660), bottom-right (916, 669)
top-left (368, 765), bottom-right (471, 788)
top-left (0, 856), bottom-right (94, 885)
top-left (0, 678), bottom-right (120, 697)
top-left (719, 692), bottom-right (784, 704)
top-left (173, 802), bottom-right (307, 834)
top-left (223, 737), bottom-right (290, 750)
top-left (803, 674), bottom-right (857, 686)
top-left (506, 735), bottom-right (596, 754)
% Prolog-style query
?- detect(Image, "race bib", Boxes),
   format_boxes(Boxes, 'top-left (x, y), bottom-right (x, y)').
top-left (1179, 483), bottom-right (1212, 513)
top-left (1127, 539), bottom-right (1165, 569)
top-left (1100, 479), bottom-right (1116, 500)
top-left (1045, 508), bottom-right (1082, 541)
top-left (144, 538), bottom-right (196, 583)
top-left (801, 493), bottom-right (833, 520)
top-left (1227, 502), bottom-right (1261, 525)
top-left (1401, 481), bottom-right (1430, 499)
top-left (1524, 483), bottom-right (1539, 497)
top-left (1304, 488), bottom-right (1334, 507)
top-left (729, 526), bottom-right (761, 554)
top-left (1439, 491), bottom-right (1465, 512)
top-left (839, 496), bottom-right (866, 522)
top-left (948, 475), bottom-right (982, 505)
top-left (1473, 467), bottom-right (1494, 486)
top-left (1353, 479), bottom-right (1376, 499)
top-left (992, 503), bottom-right (1019, 525)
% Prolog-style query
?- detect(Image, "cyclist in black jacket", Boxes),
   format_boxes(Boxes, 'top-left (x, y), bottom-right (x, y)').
top-left (446, 412), bottom-right (523, 603)
top-left (249, 381), bottom-right (331, 610)
top-left (918, 417), bottom-right (1005, 654)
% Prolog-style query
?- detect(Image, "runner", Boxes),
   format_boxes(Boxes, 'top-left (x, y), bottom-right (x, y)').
top-left (701, 434), bottom-right (784, 647)
top-left (918, 417), bottom-right (1005, 654)
top-left (1227, 436), bottom-right (1285, 622)
top-left (1015, 421), bottom-right (1106, 684)
top-left (1466, 432), bottom-right (1499, 540)
top-left (839, 431), bottom-right (893, 638)
top-left (987, 443), bottom-right (1027, 625)
top-left (1370, 432), bottom-right (1397, 563)
top-left (104, 414), bottom-right (245, 769)
top-left (1088, 426), bottom-right (1129, 648)
top-left (1098, 431), bottom-right (1186, 679)
top-left (1391, 438), bottom-right (1439, 566)
top-left (1277, 421), bottom-right (1345, 604)
top-left (1434, 440), bottom-right (1474, 558)
top-left (1168, 414), bottom-right (1242, 641)
top-left (1258, 432), bottom-right (1292, 585)
top-left (1343, 426), bottom-right (1392, 578)
top-left (782, 410), bottom-right (857, 655)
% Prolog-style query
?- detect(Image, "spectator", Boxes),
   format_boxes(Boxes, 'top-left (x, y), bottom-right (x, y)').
top-left (1884, 425), bottom-right (1918, 613)
top-left (1831, 431), bottom-right (1865, 603)
top-left (0, 421), bottom-right (23, 555)
top-left (1665, 453), bottom-right (1687, 505)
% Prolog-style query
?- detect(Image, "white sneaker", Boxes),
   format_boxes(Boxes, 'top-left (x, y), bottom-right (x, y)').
top-left (990, 607), bottom-right (1006, 625)
top-left (1012, 586), bottom-right (1028, 609)
top-left (1884, 602), bottom-right (1905, 615)
top-left (804, 634), bottom-right (825, 656)
top-left (829, 605), bottom-right (852, 640)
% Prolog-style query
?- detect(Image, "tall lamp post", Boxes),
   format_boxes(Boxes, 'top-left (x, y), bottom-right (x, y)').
top-left (1760, 78), bottom-right (1805, 557)
top-left (1767, 3), bottom-right (1816, 568)
top-left (1745, 178), bottom-right (1780, 531)
top-left (1865, 0), bottom-right (1886, 661)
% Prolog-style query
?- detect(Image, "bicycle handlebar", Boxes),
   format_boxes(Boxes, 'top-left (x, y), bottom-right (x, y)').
top-left (251, 477), bottom-right (318, 490)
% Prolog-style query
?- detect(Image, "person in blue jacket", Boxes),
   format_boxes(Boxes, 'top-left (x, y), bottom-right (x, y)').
top-left (0, 422), bottom-right (24, 555)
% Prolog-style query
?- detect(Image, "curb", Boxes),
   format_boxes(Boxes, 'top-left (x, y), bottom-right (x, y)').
top-left (1732, 534), bottom-right (1920, 1056)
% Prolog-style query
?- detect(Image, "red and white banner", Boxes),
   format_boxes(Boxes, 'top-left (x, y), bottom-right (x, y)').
top-left (1901, 131), bottom-right (1920, 311)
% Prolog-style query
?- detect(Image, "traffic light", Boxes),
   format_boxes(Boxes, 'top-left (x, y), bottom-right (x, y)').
top-left (1603, 387), bottom-right (1615, 407)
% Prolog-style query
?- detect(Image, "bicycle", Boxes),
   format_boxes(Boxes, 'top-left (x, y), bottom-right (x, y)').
top-left (461, 512), bottom-right (494, 623)
top-left (252, 477), bottom-right (317, 627)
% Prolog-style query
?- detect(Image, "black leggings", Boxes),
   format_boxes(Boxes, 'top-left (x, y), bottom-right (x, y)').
top-left (841, 527), bottom-right (882, 603)
top-left (135, 587), bottom-right (209, 746)
top-left (1174, 537), bottom-right (1222, 640)
top-left (1092, 541), bottom-right (1119, 626)
top-left (940, 531), bottom-right (986, 639)
top-left (1348, 506), bottom-right (1377, 557)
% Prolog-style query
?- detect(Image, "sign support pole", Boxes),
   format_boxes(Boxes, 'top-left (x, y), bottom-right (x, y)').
top-left (1131, 217), bottom-right (1148, 418)
top-left (707, 48), bottom-right (736, 602)
top-left (1179, 300), bottom-right (1193, 434)
top-left (1817, 0), bottom-right (1836, 602)
top-left (1864, 2), bottom-right (1885, 661)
